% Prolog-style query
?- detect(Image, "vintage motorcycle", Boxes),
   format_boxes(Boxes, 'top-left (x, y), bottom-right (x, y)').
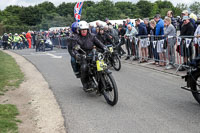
top-left (104, 44), bottom-right (121, 71)
top-left (74, 45), bottom-right (118, 106)
top-left (36, 39), bottom-right (45, 52)
top-left (181, 57), bottom-right (200, 104)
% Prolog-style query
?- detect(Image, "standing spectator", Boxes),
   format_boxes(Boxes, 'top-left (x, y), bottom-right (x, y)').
top-left (179, 10), bottom-right (197, 31)
top-left (149, 20), bottom-right (159, 64)
top-left (167, 11), bottom-right (177, 29)
top-left (2, 33), bottom-right (8, 50)
top-left (144, 18), bottom-right (153, 58)
top-left (96, 27), bottom-right (100, 35)
top-left (126, 18), bottom-right (134, 27)
top-left (124, 24), bottom-right (138, 60)
top-left (164, 17), bottom-right (176, 69)
top-left (105, 18), bottom-right (112, 26)
top-left (114, 23), bottom-right (118, 29)
top-left (135, 19), bottom-right (148, 62)
top-left (96, 21), bottom-right (100, 27)
top-left (32, 32), bottom-right (36, 48)
top-left (118, 24), bottom-right (126, 56)
top-left (123, 21), bottom-right (127, 28)
top-left (144, 18), bottom-right (151, 34)
top-left (90, 24), bottom-right (97, 35)
top-left (26, 32), bottom-right (32, 48)
top-left (194, 22), bottom-right (200, 57)
top-left (178, 16), bottom-right (194, 71)
top-left (154, 14), bottom-right (165, 66)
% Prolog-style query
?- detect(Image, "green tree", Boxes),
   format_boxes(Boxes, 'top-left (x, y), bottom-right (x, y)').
top-left (115, 2), bottom-right (139, 18)
top-left (56, 2), bottom-right (75, 17)
top-left (95, 0), bottom-right (119, 20)
top-left (176, 3), bottom-right (188, 11)
top-left (38, 13), bottom-right (70, 30)
top-left (136, 0), bottom-right (153, 18)
top-left (190, 1), bottom-right (200, 15)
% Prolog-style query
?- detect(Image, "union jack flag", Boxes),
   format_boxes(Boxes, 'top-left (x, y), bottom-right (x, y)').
top-left (74, 2), bottom-right (84, 22)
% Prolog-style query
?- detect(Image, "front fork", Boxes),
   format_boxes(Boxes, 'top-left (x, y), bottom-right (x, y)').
top-left (181, 68), bottom-right (200, 93)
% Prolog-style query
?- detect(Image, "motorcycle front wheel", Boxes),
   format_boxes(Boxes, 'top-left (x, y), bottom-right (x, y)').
top-left (112, 54), bottom-right (121, 71)
top-left (101, 71), bottom-right (118, 106)
top-left (190, 72), bottom-right (200, 104)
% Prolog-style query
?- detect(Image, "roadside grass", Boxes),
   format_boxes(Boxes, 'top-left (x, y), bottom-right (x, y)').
top-left (0, 51), bottom-right (24, 133)
top-left (0, 51), bottom-right (24, 94)
top-left (0, 104), bottom-right (20, 133)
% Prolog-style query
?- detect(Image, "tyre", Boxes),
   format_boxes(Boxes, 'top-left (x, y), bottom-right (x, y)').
top-left (102, 72), bottom-right (118, 106)
top-left (112, 55), bottom-right (121, 71)
top-left (190, 72), bottom-right (200, 104)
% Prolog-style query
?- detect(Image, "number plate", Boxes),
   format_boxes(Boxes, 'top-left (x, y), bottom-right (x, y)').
top-left (96, 60), bottom-right (107, 71)
top-left (109, 46), bottom-right (113, 53)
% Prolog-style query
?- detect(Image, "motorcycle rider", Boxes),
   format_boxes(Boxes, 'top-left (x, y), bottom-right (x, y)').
top-left (68, 22), bottom-right (80, 78)
top-left (20, 32), bottom-right (28, 48)
top-left (13, 33), bottom-right (22, 50)
top-left (35, 32), bottom-right (45, 51)
top-left (2, 33), bottom-right (9, 50)
top-left (8, 33), bottom-right (13, 49)
top-left (96, 26), bottom-right (114, 46)
top-left (73, 21), bottom-right (107, 91)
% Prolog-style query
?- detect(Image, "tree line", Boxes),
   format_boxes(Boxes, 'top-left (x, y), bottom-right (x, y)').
top-left (0, 0), bottom-right (199, 35)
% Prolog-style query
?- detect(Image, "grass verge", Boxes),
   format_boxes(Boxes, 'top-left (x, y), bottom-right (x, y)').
top-left (0, 51), bottom-right (24, 133)
top-left (0, 104), bottom-right (21, 133)
top-left (0, 51), bottom-right (24, 94)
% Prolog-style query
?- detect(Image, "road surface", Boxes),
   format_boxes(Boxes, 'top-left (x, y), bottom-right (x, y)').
top-left (12, 48), bottom-right (200, 133)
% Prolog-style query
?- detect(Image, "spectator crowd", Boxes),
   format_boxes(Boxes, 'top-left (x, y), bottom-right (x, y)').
top-left (1, 9), bottom-right (200, 71)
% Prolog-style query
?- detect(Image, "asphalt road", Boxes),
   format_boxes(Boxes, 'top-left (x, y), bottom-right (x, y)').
top-left (12, 48), bottom-right (200, 133)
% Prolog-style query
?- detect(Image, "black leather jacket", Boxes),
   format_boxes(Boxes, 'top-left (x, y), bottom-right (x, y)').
top-left (68, 32), bottom-right (105, 57)
top-left (96, 32), bottom-right (114, 46)
top-left (76, 32), bottom-right (105, 54)
top-left (68, 33), bottom-right (79, 57)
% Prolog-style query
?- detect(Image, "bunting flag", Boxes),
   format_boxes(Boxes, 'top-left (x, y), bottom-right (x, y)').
top-left (177, 37), bottom-right (182, 45)
top-left (157, 40), bottom-right (163, 53)
top-left (140, 39), bottom-right (144, 47)
top-left (153, 41), bottom-right (157, 49)
top-left (160, 39), bottom-right (164, 48)
top-left (74, 2), bottom-right (84, 22)
top-left (185, 38), bottom-right (192, 48)
top-left (147, 41), bottom-right (150, 46)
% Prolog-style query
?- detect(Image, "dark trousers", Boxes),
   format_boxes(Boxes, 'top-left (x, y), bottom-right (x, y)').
top-left (3, 42), bottom-right (8, 50)
top-left (117, 38), bottom-right (126, 55)
top-left (71, 56), bottom-right (79, 75)
top-left (125, 39), bottom-right (132, 56)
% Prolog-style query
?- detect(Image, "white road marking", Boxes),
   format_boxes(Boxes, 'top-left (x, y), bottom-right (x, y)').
top-left (22, 52), bottom-right (68, 58)
top-left (45, 53), bottom-right (62, 59)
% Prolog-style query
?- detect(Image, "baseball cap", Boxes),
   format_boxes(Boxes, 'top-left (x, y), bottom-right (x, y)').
top-left (182, 10), bottom-right (188, 14)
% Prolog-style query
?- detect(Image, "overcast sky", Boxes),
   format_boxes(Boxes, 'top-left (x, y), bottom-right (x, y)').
top-left (0, 0), bottom-right (196, 10)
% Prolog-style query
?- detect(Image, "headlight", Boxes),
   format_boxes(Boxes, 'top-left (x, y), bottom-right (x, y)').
top-left (98, 53), bottom-right (104, 60)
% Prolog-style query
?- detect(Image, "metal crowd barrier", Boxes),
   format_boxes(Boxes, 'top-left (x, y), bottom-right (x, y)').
top-left (50, 36), bottom-right (68, 49)
top-left (123, 35), bottom-right (200, 71)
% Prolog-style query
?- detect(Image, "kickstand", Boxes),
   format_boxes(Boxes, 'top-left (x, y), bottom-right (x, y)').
top-left (175, 63), bottom-right (184, 73)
